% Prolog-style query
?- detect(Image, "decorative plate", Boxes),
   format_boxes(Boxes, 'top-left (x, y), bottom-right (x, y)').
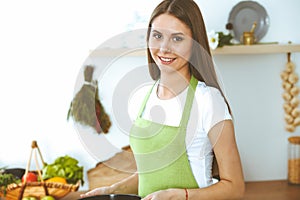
top-left (227, 1), bottom-right (270, 42)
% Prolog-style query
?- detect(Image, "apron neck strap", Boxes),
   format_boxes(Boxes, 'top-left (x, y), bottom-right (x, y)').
top-left (179, 75), bottom-right (198, 127)
top-left (136, 75), bottom-right (198, 124)
top-left (136, 81), bottom-right (157, 118)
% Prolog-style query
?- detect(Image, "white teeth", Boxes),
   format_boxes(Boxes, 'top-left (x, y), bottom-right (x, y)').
top-left (160, 57), bottom-right (173, 62)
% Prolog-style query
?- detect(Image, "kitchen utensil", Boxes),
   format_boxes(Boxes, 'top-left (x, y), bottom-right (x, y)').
top-left (79, 194), bottom-right (141, 200)
top-left (242, 32), bottom-right (255, 45)
top-left (250, 21), bottom-right (257, 33)
top-left (241, 21), bottom-right (257, 45)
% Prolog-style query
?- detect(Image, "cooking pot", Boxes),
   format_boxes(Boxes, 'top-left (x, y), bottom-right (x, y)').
top-left (79, 194), bottom-right (141, 200)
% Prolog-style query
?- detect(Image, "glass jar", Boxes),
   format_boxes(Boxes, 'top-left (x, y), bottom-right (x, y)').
top-left (288, 136), bottom-right (300, 184)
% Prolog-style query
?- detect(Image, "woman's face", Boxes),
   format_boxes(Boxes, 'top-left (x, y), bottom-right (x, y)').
top-left (148, 14), bottom-right (193, 75)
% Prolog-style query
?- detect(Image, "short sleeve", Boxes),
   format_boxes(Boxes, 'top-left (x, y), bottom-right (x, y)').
top-left (201, 87), bottom-right (232, 134)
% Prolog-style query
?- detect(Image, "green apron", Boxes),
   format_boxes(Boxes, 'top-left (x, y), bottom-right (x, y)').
top-left (130, 76), bottom-right (199, 197)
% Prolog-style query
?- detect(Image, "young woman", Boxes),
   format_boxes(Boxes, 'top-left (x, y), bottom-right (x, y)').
top-left (81, 0), bottom-right (245, 199)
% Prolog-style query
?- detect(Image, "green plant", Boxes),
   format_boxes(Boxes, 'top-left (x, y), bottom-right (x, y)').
top-left (208, 30), bottom-right (233, 49)
top-left (217, 31), bottom-right (233, 47)
top-left (0, 168), bottom-right (21, 196)
top-left (41, 155), bottom-right (84, 185)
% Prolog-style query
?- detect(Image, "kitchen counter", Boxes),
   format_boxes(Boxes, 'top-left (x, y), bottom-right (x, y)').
top-left (242, 180), bottom-right (299, 200)
top-left (61, 180), bottom-right (300, 200)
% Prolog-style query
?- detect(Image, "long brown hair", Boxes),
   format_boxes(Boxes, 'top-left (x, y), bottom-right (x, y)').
top-left (146, 0), bottom-right (231, 114)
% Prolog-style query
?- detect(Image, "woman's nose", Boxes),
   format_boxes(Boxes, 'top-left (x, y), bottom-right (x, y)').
top-left (160, 40), bottom-right (172, 53)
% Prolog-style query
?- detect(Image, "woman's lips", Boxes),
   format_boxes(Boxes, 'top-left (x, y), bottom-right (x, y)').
top-left (158, 56), bottom-right (176, 65)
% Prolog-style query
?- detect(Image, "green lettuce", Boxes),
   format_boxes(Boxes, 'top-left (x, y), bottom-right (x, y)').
top-left (42, 155), bottom-right (84, 185)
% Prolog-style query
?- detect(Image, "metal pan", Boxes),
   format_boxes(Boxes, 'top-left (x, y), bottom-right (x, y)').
top-left (79, 194), bottom-right (141, 200)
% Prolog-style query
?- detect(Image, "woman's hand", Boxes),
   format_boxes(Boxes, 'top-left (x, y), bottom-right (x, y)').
top-left (142, 189), bottom-right (185, 200)
top-left (80, 186), bottom-right (112, 198)
top-left (80, 173), bottom-right (139, 198)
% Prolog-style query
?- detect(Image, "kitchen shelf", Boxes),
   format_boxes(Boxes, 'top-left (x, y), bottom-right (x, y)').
top-left (89, 43), bottom-right (300, 57)
top-left (212, 43), bottom-right (300, 55)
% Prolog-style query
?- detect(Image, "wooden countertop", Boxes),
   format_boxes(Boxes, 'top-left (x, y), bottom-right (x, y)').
top-left (61, 180), bottom-right (300, 200)
top-left (242, 180), bottom-right (300, 200)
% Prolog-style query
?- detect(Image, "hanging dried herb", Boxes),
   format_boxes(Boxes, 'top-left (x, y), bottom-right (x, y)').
top-left (67, 65), bottom-right (111, 134)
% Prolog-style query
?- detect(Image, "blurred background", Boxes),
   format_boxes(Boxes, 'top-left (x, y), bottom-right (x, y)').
top-left (0, 0), bottom-right (300, 190)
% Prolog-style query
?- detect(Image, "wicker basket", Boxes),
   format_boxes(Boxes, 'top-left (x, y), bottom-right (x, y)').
top-left (2, 141), bottom-right (81, 199)
top-left (4, 181), bottom-right (80, 200)
top-left (288, 136), bottom-right (300, 184)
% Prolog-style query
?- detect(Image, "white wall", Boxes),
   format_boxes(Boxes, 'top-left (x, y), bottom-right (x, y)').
top-left (199, 0), bottom-right (300, 182)
top-left (0, 0), bottom-right (299, 190)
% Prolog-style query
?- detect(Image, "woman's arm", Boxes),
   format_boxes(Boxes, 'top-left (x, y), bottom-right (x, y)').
top-left (111, 172), bottom-right (139, 194)
top-left (80, 172), bottom-right (138, 198)
top-left (187, 120), bottom-right (245, 199)
top-left (142, 120), bottom-right (245, 200)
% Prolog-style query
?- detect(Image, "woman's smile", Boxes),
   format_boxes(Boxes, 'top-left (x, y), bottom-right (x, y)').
top-left (158, 56), bottom-right (176, 65)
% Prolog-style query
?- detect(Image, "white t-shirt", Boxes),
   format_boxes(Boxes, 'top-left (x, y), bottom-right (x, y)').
top-left (128, 80), bottom-right (232, 188)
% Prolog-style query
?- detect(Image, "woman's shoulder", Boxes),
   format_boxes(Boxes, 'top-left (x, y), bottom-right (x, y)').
top-left (194, 81), bottom-right (230, 114)
top-left (195, 81), bottom-right (223, 99)
top-left (195, 81), bottom-right (232, 133)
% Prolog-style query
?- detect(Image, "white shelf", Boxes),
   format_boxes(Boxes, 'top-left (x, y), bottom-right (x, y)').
top-left (212, 43), bottom-right (300, 55)
top-left (89, 44), bottom-right (300, 57)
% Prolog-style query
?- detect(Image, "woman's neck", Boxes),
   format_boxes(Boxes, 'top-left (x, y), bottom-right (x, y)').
top-left (157, 70), bottom-right (191, 100)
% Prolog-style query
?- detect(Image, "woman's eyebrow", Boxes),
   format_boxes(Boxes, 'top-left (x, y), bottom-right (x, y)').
top-left (151, 29), bottom-right (162, 34)
top-left (151, 29), bottom-right (185, 36)
top-left (171, 32), bottom-right (184, 36)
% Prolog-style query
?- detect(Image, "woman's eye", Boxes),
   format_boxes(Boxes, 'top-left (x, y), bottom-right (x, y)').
top-left (173, 36), bottom-right (183, 42)
top-left (153, 33), bottom-right (162, 39)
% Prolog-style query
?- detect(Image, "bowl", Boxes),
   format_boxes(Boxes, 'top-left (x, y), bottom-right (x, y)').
top-left (3, 168), bottom-right (25, 179)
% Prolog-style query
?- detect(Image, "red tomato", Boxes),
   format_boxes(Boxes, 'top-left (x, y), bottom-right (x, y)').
top-left (22, 172), bottom-right (38, 183)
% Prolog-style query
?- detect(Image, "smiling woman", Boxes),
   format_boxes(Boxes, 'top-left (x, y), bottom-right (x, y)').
top-left (81, 0), bottom-right (244, 199)
top-left (0, 0), bottom-right (299, 198)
